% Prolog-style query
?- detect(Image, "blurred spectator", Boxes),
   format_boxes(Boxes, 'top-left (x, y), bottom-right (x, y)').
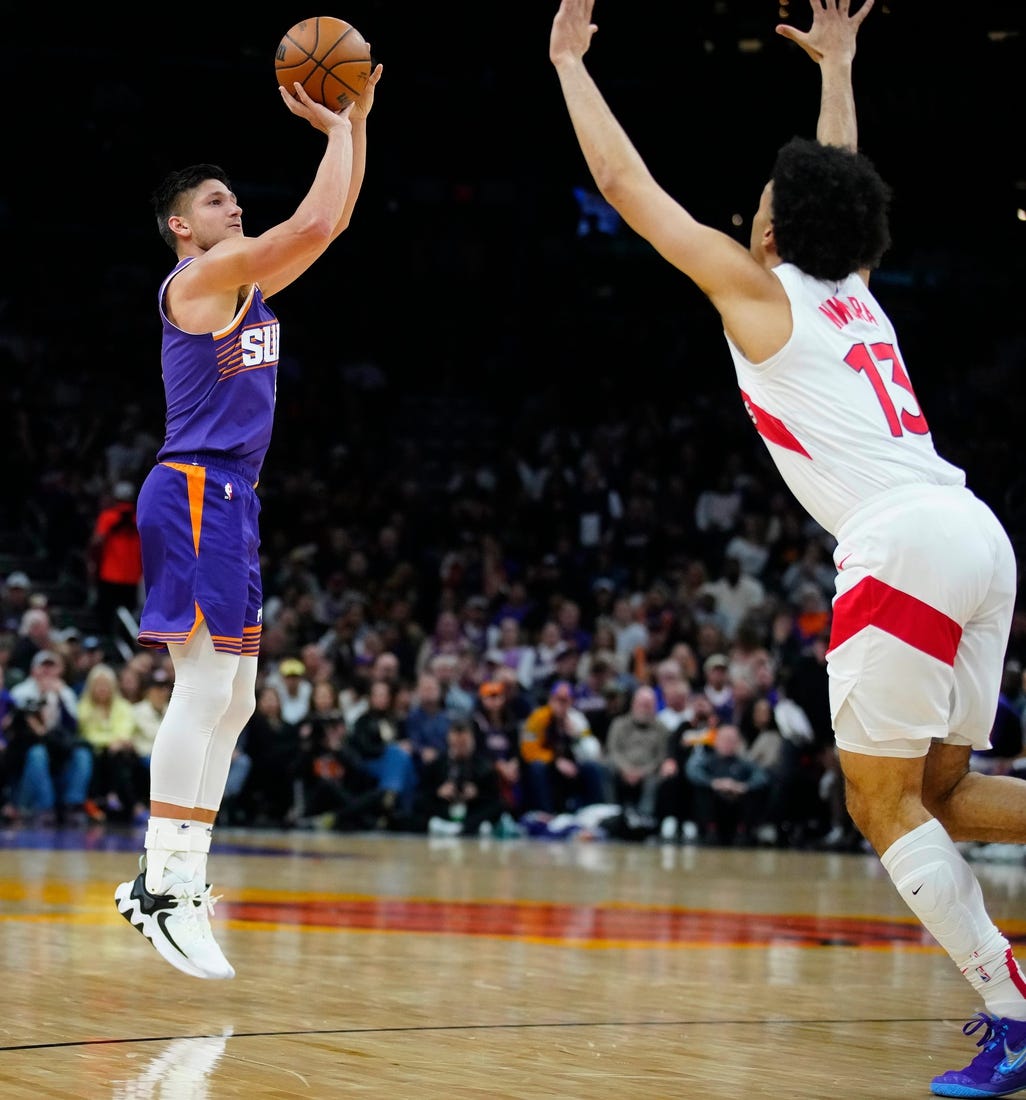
top-left (415, 610), bottom-right (465, 675)
top-left (1, 572), bottom-right (32, 635)
top-left (699, 556), bottom-right (766, 641)
top-left (471, 680), bottom-right (522, 814)
top-left (723, 514), bottom-right (772, 579)
top-left (404, 672), bottom-right (452, 769)
top-left (686, 724), bottom-right (769, 846)
top-left (519, 680), bottom-right (609, 815)
top-left (484, 616), bottom-right (534, 688)
top-left (700, 653), bottom-right (736, 724)
top-left (235, 684), bottom-right (301, 826)
top-left (6, 650), bottom-right (91, 823)
top-left (88, 480), bottom-right (143, 635)
top-left (77, 662), bottom-right (142, 821)
top-left (274, 657), bottom-right (313, 725)
top-left (132, 667), bottom-right (173, 764)
top-left (522, 620), bottom-right (565, 700)
top-left (428, 653), bottom-right (475, 715)
top-left (605, 685), bottom-right (679, 830)
top-left (420, 715), bottom-right (506, 836)
top-left (347, 679), bottom-right (418, 824)
top-left (9, 607), bottom-right (59, 677)
top-left (295, 710), bottom-right (383, 831)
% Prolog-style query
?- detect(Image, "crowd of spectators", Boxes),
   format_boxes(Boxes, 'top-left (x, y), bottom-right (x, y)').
top-left (1, 14), bottom-right (1023, 844)
top-left (3, 375), bottom-right (1024, 846)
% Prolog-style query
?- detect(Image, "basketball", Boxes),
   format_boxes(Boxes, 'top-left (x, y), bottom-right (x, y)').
top-left (275, 17), bottom-right (372, 111)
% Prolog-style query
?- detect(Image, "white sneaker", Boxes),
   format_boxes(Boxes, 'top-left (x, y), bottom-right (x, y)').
top-left (660, 816), bottom-right (679, 842)
top-left (114, 857), bottom-right (235, 980)
top-left (428, 816), bottom-right (462, 837)
top-left (681, 821), bottom-right (699, 843)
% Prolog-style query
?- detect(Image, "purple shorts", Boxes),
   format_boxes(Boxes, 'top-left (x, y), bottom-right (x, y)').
top-left (136, 459), bottom-right (262, 655)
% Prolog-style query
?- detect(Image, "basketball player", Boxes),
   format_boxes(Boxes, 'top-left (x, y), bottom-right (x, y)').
top-left (551, 0), bottom-right (1026, 1093)
top-left (114, 64), bottom-right (383, 980)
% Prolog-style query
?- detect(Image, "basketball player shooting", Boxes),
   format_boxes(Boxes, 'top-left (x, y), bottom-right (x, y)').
top-left (114, 63), bottom-right (382, 980)
top-left (550, 0), bottom-right (1026, 1094)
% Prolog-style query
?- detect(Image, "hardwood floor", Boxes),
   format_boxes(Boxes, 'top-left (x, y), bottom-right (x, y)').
top-left (2, 826), bottom-right (1024, 1098)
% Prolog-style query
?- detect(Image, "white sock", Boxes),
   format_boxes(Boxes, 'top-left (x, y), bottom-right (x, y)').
top-left (881, 818), bottom-right (1026, 1018)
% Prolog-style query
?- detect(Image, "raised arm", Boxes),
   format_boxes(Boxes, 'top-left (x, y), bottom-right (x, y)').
top-left (776, 0), bottom-right (875, 152)
top-left (549, 0), bottom-right (788, 361)
top-left (335, 61), bottom-right (383, 240)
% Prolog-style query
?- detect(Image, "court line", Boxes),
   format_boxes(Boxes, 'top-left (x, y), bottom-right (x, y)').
top-left (0, 1015), bottom-right (968, 1054)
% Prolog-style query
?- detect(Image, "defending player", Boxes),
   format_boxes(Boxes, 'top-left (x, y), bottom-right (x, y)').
top-left (550, 1), bottom-right (1026, 1093)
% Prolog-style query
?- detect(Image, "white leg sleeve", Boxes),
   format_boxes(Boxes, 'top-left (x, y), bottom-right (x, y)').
top-left (196, 655), bottom-right (257, 813)
top-left (882, 818), bottom-right (1026, 1017)
top-left (149, 622), bottom-right (238, 809)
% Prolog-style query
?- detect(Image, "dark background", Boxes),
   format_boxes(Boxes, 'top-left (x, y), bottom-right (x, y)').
top-left (2, 2), bottom-right (1024, 555)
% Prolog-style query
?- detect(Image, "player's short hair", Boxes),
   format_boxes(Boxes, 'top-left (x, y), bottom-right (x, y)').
top-left (770, 137), bottom-right (891, 281)
top-left (151, 164), bottom-right (233, 253)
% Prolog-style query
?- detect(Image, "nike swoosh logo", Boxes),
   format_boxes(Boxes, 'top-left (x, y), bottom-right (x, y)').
top-left (156, 910), bottom-right (190, 960)
top-left (999, 1041), bottom-right (1026, 1074)
top-left (911, 884), bottom-right (924, 895)
top-left (837, 552), bottom-right (853, 571)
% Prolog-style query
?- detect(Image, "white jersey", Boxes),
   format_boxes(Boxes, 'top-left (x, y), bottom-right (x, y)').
top-left (726, 263), bottom-right (965, 535)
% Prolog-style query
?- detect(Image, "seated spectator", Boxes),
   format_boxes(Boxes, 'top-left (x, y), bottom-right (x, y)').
top-left (741, 695), bottom-right (800, 846)
top-left (519, 680), bottom-right (609, 815)
top-left (6, 651), bottom-right (91, 824)
top-left (419, 716), bottom-right (507, 837)
top-left (77, 662), bottom-right (141, 821)
top-left (296, 710), bottom-right (384, 831)
top-left (404, 672), bottom-right (452, 769)
top-left (236, 685), bottom-right (302, 826)
top-left (471, 680), bottom-right (522, 815)
top-left (348, 679), bottom-right (418, 825)
top-left (605, 685), bottom-right (681, 833)
top-left (685, 724), bottom-right (769, 847)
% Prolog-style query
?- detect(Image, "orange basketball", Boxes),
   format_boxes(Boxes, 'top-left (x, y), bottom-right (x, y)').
top-left (274, 16), bottom-right (371, 111)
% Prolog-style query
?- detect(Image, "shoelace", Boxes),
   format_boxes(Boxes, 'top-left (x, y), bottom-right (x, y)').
top-left (963, 1012), bottom-right (1007, 1059)
top-left (192, 886), bottom-right (223, 918)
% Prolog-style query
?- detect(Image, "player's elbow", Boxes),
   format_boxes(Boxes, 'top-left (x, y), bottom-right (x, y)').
top-left (291, 212), bottom-right (337, 248)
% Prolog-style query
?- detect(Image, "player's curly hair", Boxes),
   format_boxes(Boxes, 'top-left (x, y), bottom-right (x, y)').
top-left (770, 137), bottom-right (891, 281)
top-left (151, 164), bottom-right (233, 253)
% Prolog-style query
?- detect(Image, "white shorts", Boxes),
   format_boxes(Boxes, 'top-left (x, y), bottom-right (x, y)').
top-left (827, 483), bottom-right (1016, 759)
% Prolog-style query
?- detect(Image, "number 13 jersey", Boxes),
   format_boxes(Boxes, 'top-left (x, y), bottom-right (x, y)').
top-left (725, 262), bottom-right (964, 536)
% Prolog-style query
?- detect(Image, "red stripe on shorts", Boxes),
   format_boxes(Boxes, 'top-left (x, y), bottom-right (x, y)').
top-left (828, 575), bottom-right (962, 666)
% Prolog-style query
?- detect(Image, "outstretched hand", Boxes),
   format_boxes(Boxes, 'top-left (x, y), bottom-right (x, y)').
top-left (776, 0), bottom-right (874, 65)
top-left (550, 0), bottom-right (598, 67)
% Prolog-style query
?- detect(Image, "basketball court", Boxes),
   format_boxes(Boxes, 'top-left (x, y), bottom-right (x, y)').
top-left (2, 827), bottom-right (1022, 1098)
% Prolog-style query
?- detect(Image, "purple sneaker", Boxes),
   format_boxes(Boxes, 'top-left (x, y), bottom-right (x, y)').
top-left (932, 1013), bottom-right (1026, 1096)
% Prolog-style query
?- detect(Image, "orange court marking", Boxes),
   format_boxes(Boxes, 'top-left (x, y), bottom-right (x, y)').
top-left (218, 895), bottom-right (1026, 949)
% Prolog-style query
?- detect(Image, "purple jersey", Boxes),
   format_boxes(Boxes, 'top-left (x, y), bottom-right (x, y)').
top-left (156, 258), bottom-right (279, 480)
